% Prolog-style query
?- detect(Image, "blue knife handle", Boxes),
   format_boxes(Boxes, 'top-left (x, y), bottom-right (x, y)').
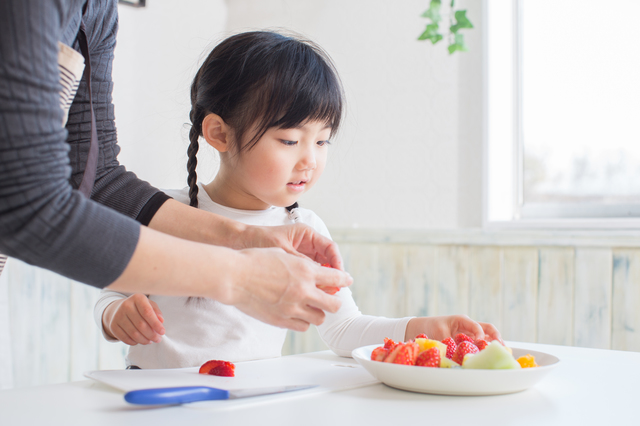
top-left (124, 386), bottom-right (230, 405)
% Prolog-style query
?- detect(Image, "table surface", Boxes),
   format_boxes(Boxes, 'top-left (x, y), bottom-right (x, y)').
top-left (1, 341), bottom-right (638, 426)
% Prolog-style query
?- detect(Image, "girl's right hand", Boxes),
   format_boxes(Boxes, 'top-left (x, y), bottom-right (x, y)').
top-left (102, 294), bottom-right (165, 346)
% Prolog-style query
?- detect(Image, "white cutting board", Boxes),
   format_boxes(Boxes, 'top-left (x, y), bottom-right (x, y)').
top-left (85, 351), bottom-right (379, 410)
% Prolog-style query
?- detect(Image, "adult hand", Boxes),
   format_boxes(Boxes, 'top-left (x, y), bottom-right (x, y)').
top-left (238, 223), bottom-right (345, 270)
top-left (404, 315), bottom-right (503, 344)
top-left (224, 247), bottom-right (353, 332)
top-left (102, 294), bottom-right (165, 345)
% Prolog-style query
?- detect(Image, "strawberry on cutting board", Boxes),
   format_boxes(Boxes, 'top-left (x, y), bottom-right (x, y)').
top-left (199, 360), bottom-right (235, 377)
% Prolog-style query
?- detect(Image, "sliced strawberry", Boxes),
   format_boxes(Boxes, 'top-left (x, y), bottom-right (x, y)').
top-left (441, 337), bottom-right (457, 359)
top-left (317, 285), bottom-right (340, 295)
top-left (452, 341), bottom-right (479, 365)
top-left (475, 339), bottom-right (489, 351)
top-left (199, 360), bottom-right (235, 377)
top-left (383, 337), bottom-right (397, 350)
top-left (384, 342), bottom-right (420, 365)
top-left (415, 347), bottom-right (440, 368)
top-left (454, 333), bottom-right (474, 346)
top-left (415, 333), bottom-right (428, 339)
top-left (371, 346), bottom-right (388, 361)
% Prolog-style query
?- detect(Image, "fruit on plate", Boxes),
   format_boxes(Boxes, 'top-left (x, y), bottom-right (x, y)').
top-left (199, 360), bottom-right (236, 376)
top-left (454, 333), bottom-right (475, 346)
top-left (317, 264), bottom-right (340, 295)
top-left (462, 341), bottom-right (521, 370)
top-left (441, 337), bottom-right (457, 359)
top-left (383, 337), bottom-right (397, 350)
top-left (516, 354), bottom-right (539, 368)
top-left (369, 337), bottom-right (535, 370)
top-left (452, 341), bottom-right (479, 365)
top-left (371, 346), bottom-right (389, 361)
top-left (415, 347), bottom-right (440, 367)
top-left (384, 342), bottom-right (420, 365)
top-left (475, 339), bottom-right (489, 351)
top-left (415, 338), bottom-right (447, 359)
top-left (439, 356), bottom-right (460, 368)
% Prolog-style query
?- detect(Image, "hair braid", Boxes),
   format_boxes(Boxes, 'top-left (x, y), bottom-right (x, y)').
top-left (187, 123), bottom-right (200, 208)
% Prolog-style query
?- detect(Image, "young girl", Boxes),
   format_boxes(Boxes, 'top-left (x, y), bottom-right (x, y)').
top-left (94, 31), bottom-right (500, 369)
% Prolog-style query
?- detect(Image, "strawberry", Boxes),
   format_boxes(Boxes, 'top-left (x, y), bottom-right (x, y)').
top-left (475, 339), bottom-right (489, 351)
top-left (384, 342), bottom-right (420, 365)
top-left (415, 333), bottom-right (428, 339)
top-left (415, 347), bottom-right (440, 368)
top-left (317, 285), bottom-right (340, 295)
top-left (452, 341), bottom-right (479, 365)
top-left (371, 346), bottom-right (388, 362)
top-left (318, 264), bottom-right (340, 294)
top-left (383, 337), bottom-right (397, 350)
top-left (454, 333), bottom-right (474, 346)
top-left (199, 360), bottom-right (235, 377)
top-left (441, 337), bottom-right (457, 359)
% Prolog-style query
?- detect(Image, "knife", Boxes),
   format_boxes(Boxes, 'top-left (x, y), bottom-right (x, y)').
top-left (124, 384), bottom-right (317, 405)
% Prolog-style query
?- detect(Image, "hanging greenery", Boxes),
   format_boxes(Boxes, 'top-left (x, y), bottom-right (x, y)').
top-left (418, 0), bottom-right (474, 54)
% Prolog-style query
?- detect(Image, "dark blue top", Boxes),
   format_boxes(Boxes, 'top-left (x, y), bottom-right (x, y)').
top-left (0, 0), bottom-right (167, 287)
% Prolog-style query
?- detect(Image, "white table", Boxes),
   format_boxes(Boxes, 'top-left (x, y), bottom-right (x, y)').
top-left (1, 342), bottom-right (638, 426)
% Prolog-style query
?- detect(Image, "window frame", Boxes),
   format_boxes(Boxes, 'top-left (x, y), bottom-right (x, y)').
top-left (483, 0), bottom-right (640, 229)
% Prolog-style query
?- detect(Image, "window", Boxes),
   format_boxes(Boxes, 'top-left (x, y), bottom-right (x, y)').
top-left (485, 0), bottom-right (640, 227)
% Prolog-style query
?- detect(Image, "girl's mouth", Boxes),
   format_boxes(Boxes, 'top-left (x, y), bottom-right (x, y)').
top-left (287, 180), bottom-right (308, 191)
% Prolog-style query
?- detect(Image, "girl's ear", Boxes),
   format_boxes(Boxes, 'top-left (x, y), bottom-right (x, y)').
top-left (202, 113), bottom-right (231, 152)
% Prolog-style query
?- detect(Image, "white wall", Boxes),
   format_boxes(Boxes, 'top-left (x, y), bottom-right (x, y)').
top-left (113, 0), bottom-right (485, 229)
top-left (112, 0), bottom-right (228, 190)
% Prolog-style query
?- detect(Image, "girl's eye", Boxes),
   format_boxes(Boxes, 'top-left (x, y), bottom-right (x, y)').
top-left (280, 140), bottom-right (297, 146)
top-left (317, 140), bottom-right (331, 147)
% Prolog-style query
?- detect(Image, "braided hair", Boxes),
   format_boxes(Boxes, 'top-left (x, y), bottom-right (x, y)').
top-left (186, 31), bottom-right (344, 208)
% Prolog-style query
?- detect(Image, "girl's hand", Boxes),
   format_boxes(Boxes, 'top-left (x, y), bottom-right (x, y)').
top-left (239, 223), bottom-right (345, 270)
top-left (404, 315), bottom-right (503, 344)
top-left (102, 294), bottom-right (165, 346)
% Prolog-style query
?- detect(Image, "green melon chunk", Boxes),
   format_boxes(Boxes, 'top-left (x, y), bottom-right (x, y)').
top-left (461, 341), bottom-right (522, 370)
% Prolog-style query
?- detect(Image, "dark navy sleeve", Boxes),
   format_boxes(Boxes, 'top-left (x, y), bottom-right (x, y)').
top-left (0, 0), bottom-right (166, 287)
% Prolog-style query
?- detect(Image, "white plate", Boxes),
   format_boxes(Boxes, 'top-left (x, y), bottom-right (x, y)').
top-left (352, 344), bottom-right (560, 396)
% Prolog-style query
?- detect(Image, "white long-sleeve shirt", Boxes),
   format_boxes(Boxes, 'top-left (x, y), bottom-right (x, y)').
top-left (94, 183), bottom-right (412, 369)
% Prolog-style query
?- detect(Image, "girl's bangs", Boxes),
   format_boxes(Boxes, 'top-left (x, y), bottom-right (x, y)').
top-left (239, 36), bottom-right (343, 150)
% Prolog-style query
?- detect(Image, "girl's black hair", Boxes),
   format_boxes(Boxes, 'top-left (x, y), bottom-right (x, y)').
top-left (187, 31), bottom-right (344, 207)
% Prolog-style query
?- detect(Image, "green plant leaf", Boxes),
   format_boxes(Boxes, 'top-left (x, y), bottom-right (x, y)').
top-left (450, 10), bottom-right (473, 33)
top-left (448, 32), bottom-right (468, 54)
top-left (421, 0), bottom-right (442, 23)
top-left (418, 23), bottom-right (443, 44)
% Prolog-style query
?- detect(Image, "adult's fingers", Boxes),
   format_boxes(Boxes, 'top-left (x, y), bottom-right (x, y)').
top-left (282, 224), bottom-right (344, 271)
top-left (313, 263), bottom-right (353, 289)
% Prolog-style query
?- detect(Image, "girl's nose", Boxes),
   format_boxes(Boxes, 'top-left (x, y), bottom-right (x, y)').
top-left (297, 147), bottom-right (316, 171)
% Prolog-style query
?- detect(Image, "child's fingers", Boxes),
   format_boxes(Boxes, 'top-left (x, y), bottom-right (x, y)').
top-left (125, 308), bottom-right (162, 344)
top-left (479, 322), bottom-right (503, 344)
top-left (112, 323), bottom-right (142, 346)
top-left (150, 300), bottom-right (164, 323)
top-left (133, 297), bottom-right (165, 338)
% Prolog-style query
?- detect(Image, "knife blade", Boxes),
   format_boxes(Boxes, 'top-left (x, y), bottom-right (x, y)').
top-left (124, 384), bottom-right (317, 405)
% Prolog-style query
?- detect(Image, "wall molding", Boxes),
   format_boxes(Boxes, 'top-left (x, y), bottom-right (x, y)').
top-left (329, 228), bottom-right (640, 248)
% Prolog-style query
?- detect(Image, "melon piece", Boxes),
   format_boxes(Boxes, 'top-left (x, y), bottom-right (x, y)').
top-left (415, 338), bottom-right (447, 359)
top-left (439, 356), bottom-right (460, 368)
top-left (461, 341), bottom-right (521, 370)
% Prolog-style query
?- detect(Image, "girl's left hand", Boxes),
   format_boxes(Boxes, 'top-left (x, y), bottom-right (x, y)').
top-left (404, 315), bottom-right (503, 344)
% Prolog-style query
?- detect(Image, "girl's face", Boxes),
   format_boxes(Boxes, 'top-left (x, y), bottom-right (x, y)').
top-left (209, 120), bottom-right (331, 210)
